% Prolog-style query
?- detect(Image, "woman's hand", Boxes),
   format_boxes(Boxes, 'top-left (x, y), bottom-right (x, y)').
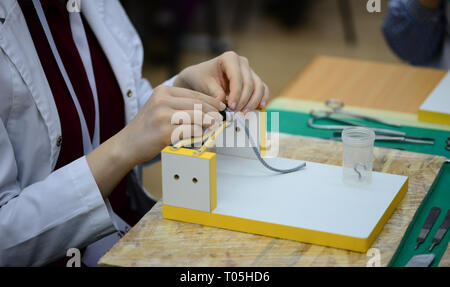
top-left (174, 51), bottom-right (270, 113)
top-left (124, 85), bottom-right (226, 165)
top-left (87, 52), bottom-right (266, 198)
top-left (87, 86), bottom-right (225, 197)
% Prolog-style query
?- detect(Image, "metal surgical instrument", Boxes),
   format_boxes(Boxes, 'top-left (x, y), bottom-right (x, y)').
top-left (230, 108), bottom-right (306, 174)
top-left (330, 132), bottom-right (435, 145)
top-left (308, 110), bottom-right (406, 136)
top-left (172, 108), bottom-right (306, 174)
top-left (415, 207), bottom-right (441, 250)
top-left (320, 99), bottom-right (401, 127)
top-left (429, 209), bottom-right (450, 251)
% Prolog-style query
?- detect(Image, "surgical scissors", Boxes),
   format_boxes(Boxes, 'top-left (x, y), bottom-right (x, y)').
top-left (308, 109), bottom-right (406, 136)
top-left (308, 99), bottom-right (435, 145)
top-left (319, 99), bottom-right (401, 127)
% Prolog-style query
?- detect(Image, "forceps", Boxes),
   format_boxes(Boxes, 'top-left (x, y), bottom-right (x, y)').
top-left (317, 99), bottom-right (401, 128)
top-left (308, 112), bottom-right (435, 144)
top-left (308, 109), bottom-right (406, 136)
top-left (308, 99), bottom-right (435, 144)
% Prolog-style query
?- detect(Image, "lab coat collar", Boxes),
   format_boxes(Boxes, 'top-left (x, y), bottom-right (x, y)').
top-left (0, 0), bottom-right (62, 169)
top-left (0, 0), bottom-right (15, 21)
top-left (0, 0), bottom-right (139, 168)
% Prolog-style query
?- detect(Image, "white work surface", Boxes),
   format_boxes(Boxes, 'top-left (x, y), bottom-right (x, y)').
top-left (420, 71), bottom-right (450, 115)
top-left (214, 154), bottom-right (408, 239)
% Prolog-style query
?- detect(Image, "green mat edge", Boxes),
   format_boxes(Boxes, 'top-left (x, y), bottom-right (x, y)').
top-left (265, 108), bottom-right (450, 267)
top-left (388, 163), bottom-right (449, 267)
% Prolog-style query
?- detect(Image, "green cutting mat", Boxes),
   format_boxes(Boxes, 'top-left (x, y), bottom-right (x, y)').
top-left (266, 109), bottom-right (450, 158)
top-left (389, 163), bottom-right (450, 267)
top-left (266, 109), bottom-right (450, 266)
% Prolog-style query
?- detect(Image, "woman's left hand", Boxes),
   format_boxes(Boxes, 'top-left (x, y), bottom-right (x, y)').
top-left (173, 51), bottom-right (269, 113)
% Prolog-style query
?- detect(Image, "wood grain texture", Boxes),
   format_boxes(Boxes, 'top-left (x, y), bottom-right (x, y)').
top-left (280, 56), bottom-right (446, 114)
top-left (99, 135), bottom-right (445, 267)
top-left (438, 243), bottom-right (450, 267)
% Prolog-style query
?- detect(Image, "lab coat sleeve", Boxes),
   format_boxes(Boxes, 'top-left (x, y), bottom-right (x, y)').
top-left (0, 120), bottom-right (115, 266)
top-left (382, 0), bottom-right (446, 65)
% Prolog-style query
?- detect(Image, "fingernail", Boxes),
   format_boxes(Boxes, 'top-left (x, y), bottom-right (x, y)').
top-left (261, 100), bottom-right (266, 108)
top-left (229, 101), bottom-right (236, 110)
top-left (219, 102), bottom-right (226, 110)
top-left (243, 108), bottom-right (249, 114)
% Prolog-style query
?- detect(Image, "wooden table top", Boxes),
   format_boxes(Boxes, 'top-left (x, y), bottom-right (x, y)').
top-left (100, 135), bottom-right (445, 267)
top-left (280, 56), bottom-right (446, 114)
top-left (439, 243), bottom-right (450, 267)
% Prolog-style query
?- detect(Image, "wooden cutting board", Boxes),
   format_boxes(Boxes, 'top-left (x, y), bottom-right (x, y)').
top-left (99, 135), bottom-right (445, 267)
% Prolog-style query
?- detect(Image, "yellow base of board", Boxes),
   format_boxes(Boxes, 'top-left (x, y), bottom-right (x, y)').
top-left (162, 178), bottom-right (408, 253)
top-left (418, 109), bottom-right (450, 126)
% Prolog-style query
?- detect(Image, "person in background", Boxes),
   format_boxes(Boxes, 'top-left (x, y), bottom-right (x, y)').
top-left (383, 0), bottom-right (450, 69)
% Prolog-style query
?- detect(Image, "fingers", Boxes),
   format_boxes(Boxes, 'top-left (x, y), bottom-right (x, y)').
top-left (260, 83), bottom-right (269, 109)
top-left (242, 70), bottom-right (266, 113)
top-left (147, 85), bottom-right (227, 151)
top-left (218, 51), bottom-right (269, 112)
top-left (170, 109), bottom-right (223, 128)
top-left (236, 56), bottom-right (254, 111)
top-left (205, 78), bottom-right (227, 103)
top-left (168, 86), bottom-right (226, 111)
top-left (219, 51), bottom-right (242, 110)
top-left (169, 97), bottom-right (222, 115)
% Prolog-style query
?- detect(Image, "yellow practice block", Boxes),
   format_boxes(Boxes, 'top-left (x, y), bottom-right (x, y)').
top-left (163, 177), bottom-right (408, 253)
top-left (161, 147), bottom-right (217, 212)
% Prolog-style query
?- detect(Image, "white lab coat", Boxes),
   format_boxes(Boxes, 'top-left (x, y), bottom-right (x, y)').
top-left (0, 0), bottom-right (173, 266)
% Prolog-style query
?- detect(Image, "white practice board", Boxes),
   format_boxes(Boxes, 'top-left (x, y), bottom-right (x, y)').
top-left (419, 71), bottom-right (450, 124)
top-left (214, 154), bottom-right (408, 239)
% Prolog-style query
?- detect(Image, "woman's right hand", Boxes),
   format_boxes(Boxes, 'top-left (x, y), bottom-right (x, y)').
top-left (121, 85), bottom-right (226, 166)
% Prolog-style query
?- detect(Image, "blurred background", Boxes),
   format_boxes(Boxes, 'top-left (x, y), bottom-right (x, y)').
top-left (121, 0), bottom-right (400, 100)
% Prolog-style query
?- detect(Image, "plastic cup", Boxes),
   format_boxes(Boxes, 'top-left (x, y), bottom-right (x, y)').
top-left (341, 127), bottom-right (375, 185)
